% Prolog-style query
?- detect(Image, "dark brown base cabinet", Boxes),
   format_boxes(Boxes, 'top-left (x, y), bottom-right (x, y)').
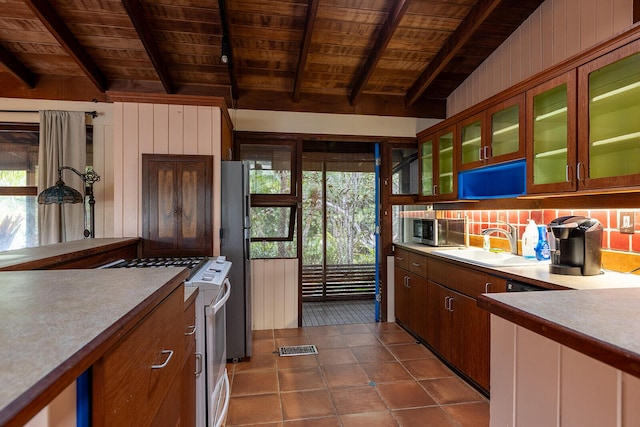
top-left (394, 247), bottom-right (506, 394)
top-left (394, 248), bottom-right (429, 340)
top-left (92, 285), bottom-right (196, 427)
top-left (181, 297), bottom-right (197, 427)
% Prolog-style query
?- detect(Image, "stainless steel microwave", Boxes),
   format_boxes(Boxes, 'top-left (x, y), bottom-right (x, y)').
top-left (422, 218), bottom-right (465, 247)
top-left (412, 219), bottom-right (423, 243)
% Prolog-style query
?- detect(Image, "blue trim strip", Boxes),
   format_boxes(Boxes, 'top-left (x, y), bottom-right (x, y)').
top-left (76, 369), bottom-right (91, 427)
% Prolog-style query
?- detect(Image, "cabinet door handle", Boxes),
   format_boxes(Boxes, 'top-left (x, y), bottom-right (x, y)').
top-left (152, 349), bottom-right (174, 369)
top-left (577, 162), bottom-right (585, 182)
top-left (411, 262), bottom-right (420, 267)
top-left (565, 164), bottom-right (572, 183)
top-left (406, 276), bottom-right (411, 288)
top-left (478, 147), bottom-right (484, 160)
top-left (396, 256), bottom-right (404, 261)
top-left (195, 352), bottom-right (203, 376)
top-left (448, 297), bottom-right (454, 312)
top-left (185, 325), bottom-right (197, 336)
top-left (484, 145), bottom-right (490, 160)
top-left (485, 282), bottom-right (491, 293)
top-left (444, 296), bottom-right (450, 310)
top-left (432, 184), bottom-right (437, 195)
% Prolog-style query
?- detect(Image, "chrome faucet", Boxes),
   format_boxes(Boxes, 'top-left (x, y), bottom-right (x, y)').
top-left (481, 220), bottom-right (519, 255)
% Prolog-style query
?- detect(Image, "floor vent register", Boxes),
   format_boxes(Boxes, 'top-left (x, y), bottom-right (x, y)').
top-left (278, 345), bottom-right (319, 357)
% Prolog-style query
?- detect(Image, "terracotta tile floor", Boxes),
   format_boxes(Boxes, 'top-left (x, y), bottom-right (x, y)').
top-left (225, 322), bottom-right (489, 426)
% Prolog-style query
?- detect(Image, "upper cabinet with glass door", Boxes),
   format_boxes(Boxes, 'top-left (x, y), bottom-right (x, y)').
top-left (436, 129), bottom-right (456, 200)
top-left (578, 41), bottom-right (640, 190)
top-left (485, 94), bottom-right (525, 165)
top-left (458, 96), bottom-right (525, 171)
top-left (419, 134), bottom-right (435, 199)
top-left (458, 112), bottom-right (485, 171)
top-left (526, 71), bottom-right (577, 194)
top-left (418, 128), bottom-right (457, 201)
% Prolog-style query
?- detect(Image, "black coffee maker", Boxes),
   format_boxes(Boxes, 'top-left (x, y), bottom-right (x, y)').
top-left (548, 216), bottom-right (603, 276)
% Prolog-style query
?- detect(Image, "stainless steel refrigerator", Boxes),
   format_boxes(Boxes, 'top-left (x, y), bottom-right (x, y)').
top-left (220, 161), bottom-right (252, 361)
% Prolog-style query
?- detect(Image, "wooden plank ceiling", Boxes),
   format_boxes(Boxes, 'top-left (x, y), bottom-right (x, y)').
top-left (0, 0), bottom-right (544, 118)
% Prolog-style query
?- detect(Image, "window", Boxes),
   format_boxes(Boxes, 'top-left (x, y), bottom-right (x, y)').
top-left (240, 143), bottom-right (294, 195)
top-left (0, 124), bottom-right (39, 250)
top-left (391, 146), bottom-right (418, 195)
top-left (238, 138), bottom-right (298, 258)
top-left (0, 123), bottom-right (93, 250)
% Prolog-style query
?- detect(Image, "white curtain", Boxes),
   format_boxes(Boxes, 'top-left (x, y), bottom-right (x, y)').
top-left (38, 111), bottom-right (87, 245)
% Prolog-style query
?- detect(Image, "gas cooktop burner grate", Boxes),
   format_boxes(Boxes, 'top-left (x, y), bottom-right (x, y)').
top-left (104, 256), bottom-right (208, 279)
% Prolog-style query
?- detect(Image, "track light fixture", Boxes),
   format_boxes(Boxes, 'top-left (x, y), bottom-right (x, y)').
top-left (221, 32), bottom-right (231, 65)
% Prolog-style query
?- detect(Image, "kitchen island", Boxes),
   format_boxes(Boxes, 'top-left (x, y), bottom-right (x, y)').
top-left (0, 238), bottom-right (139, 271)
top-left (478, 289), bottom-right (640, 426)
top-left (391, 242), bottom-right (640, 400)
top-left (0, 267), bottom-right (188, 426)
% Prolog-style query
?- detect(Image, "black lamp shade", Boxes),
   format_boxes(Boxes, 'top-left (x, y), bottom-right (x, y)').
top-left (37, 179), bottom-right (84, 204)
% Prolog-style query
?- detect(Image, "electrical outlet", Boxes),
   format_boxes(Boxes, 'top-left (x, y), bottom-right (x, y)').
top-left (620, 211), bottom-right (635, 234)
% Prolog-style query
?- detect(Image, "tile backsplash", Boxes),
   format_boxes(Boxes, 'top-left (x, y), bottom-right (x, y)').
top-left (438, 208), bottom-right (640, 273)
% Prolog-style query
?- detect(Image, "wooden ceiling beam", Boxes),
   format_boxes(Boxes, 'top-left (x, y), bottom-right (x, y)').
top-left (349, 0), bottom-right (410, 106)
top-left (218, 0), bottom-right (239, 102)
top-left (405, 0), bottom-right (502, 107)
top-left (23, 0), bottom-right (106, 92)
top-left (0, 44), bottom-right (36, 88)
top-left (292, 0), bottom-right (319, 103)
top-left (236, 88), bottom-right (446, 118)
top-left (121, 0), bottom-right (175, 94)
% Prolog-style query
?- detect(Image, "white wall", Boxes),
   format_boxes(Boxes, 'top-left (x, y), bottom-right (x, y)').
top-left (111, 102), bottom-right (223, 254)
top-left (448, 0), bottom-right (635, 116)
top-left (232, 109), bottom-right (433, 137)
top-left (251, 258), bottom-right (299, 329)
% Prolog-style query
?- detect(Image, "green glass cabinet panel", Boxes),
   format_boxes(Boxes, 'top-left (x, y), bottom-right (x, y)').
top-left (588, 52), bottom-right (640, 179)
top-left (532, 83), bottom-right (569, 185)
top-left (438, 132), bottom-right (454, 195)
top-left (421, 140), bottom-right (434, 196)
top-left (491, 104), bottom-right (520, 157)
top-left (461, 120), bottom-right (482, 165)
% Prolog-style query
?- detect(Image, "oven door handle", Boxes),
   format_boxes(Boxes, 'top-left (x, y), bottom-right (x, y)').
top-left (209, 278), bottom-right (231, 315)
top-left (213, 369), bottom-right (230, 427)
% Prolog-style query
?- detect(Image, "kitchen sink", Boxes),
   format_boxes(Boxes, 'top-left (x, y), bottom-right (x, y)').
top-left (432, 248), bottom-right (550, 268)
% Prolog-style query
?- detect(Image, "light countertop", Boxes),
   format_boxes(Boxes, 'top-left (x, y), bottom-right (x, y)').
top-left (0, 267), bottom-right (188, 426)
top-left (395, 242), bottom-right (640, 290)
top-left (478, 288), bottom-right (640, 378)
top-left (0, 238), bottom-right (139, 271)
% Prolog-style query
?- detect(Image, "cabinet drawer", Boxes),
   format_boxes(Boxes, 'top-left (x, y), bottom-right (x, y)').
top-left (94, 286), bottom-right (184, 427)
top-left (429, 257), bottom-right (490, 298)
top-left (184, 299), bottom-right (196, 361)
top-left (408, 252), bottom-right (427, 276)
top-left (394, 247), bottom-right (410, 271)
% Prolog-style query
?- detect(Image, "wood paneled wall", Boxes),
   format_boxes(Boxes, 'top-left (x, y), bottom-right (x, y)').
top-left (251, 258), bottom-right (299, 330)
top-left (111, 102), bottom-right (223, 254)
top-left (448, 0), bottom-right (635, 116)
